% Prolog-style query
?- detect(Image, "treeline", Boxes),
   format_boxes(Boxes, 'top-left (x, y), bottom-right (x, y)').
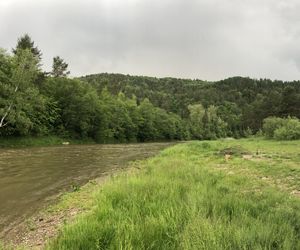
top-left (81, 73), bottom-right (300, 137)
top-left (0, 35), bottom-right (188, 142)
top-left (1, 34), bottom-right (300, 142)
top-left (41, 78), bottom-right (187, 142)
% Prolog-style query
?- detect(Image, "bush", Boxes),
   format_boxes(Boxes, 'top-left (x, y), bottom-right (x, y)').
top-left (255, 129), bottom-right (263, 137)
top-left (274, 118), bottom-right (300, 140)
top-left (263, 116), bottom-right (300, 140)
top-left (244, 127), bottom-right (253, 138)
top-left (262, 117), bottom-right (286, 138)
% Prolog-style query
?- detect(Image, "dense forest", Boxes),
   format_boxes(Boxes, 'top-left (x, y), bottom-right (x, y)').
top-left (1, 35), bottom-right (300, 142)
top-left (80, 73), bottom-right (300, 138)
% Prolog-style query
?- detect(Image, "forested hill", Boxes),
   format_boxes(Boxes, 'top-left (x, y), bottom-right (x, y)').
top-left (1, 35), bottom-right (300, 143)
top-left (80, 73), bottom-right (300, 134)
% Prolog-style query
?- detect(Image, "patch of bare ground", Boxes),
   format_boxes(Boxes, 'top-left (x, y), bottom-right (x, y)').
top-left (290, 190), bottom-right (300, 197)
top-left (1, 174), bottom-right (115, 250)
top-left (8, 207), bottom-right (81, 250)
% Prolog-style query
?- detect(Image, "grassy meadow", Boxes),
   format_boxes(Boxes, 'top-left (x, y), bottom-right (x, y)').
top-left (43, 138), bottom-right (300, 250)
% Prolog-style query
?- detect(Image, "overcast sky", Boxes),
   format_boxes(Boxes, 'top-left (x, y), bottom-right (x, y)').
top-left (1, 0), bottom-right (300, 81)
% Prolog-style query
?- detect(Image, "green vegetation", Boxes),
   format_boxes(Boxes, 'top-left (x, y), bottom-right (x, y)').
top-left (81, 73), bottom-right (300, 137)
top-left (1, 34), bottom-right (300, 248)
top-left (263, 117), bottom-right (300, 140)
top-left (1, 35), bottom-right (300, 145)
top-left (45, 139), bottom-right (300, 249)
top-left (0, 35), bottom-right (187, 143)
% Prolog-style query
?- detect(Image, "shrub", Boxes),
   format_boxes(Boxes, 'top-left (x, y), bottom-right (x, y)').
top-left (255, 129), bottom-right (263, 137)
top-left (274, 118), bottom-right (300, 140)
top-left (262, 117), bottom-right (286, 138)
top-left (244, 127), bottom-right (253, 138)
top-left (263, 116), bottom-right (300, 140)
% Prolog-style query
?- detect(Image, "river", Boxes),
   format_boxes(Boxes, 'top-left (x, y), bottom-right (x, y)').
top-left (0, 142), bottom-right (174, 238)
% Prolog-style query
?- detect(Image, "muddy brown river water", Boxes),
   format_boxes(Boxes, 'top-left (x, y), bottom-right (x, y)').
top-left (0, 142), bottom-right (174, 238)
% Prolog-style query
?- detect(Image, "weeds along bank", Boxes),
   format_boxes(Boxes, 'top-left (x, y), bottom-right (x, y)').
top-left (37, 139), bottom-right (300, 249)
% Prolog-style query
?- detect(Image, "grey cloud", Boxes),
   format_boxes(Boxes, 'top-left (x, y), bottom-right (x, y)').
top-left (0, 0), bottom-right (299, 80)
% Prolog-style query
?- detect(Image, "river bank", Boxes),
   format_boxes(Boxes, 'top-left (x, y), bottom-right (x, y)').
top-left (0, 142), bottom-right (174, 249)
top-left (2, 139), bottom-right (300, 249)
top-left (0, 136), bottom-right (178, 149)
top-left (4, 139), bottom-right (299, 249)
top-left (2, 174), bottom-right (113, 249)
top-left (0, 136), bottom-right (96, 149)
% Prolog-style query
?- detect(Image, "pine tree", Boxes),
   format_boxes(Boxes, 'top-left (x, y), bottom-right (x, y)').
top-left (13, 34), bottom-right (42, 62)
top-left (51, 56), bottom-right (70, 77)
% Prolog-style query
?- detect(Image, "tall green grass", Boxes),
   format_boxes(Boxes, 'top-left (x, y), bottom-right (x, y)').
top-left (47, 141), bottom-right (300, 249)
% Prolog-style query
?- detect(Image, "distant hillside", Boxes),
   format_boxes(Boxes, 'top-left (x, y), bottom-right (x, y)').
top-left (2, 35), bottom-right (299, 142)
top-left (80, 73), bottom-right (300, 133)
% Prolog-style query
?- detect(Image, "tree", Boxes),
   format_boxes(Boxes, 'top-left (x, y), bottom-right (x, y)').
top-left (51, 56), bottom-right (70, 77)
top-left (188, 104), bottom-right (205, 139)
top-left (217, 102), bottom-right (242, 137)
top-left (0, 49), bottom-right (39, 129)
top-left (43, 77), bottom-right (104, 139)
top-left (280, 86), bottom-right (300, 118)
top-left (13, 34), bottom-right (42, 63)
top-left (205, 105), bottom-right (228, 139)
top-left (137, 99), bottom-right (159, 141)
